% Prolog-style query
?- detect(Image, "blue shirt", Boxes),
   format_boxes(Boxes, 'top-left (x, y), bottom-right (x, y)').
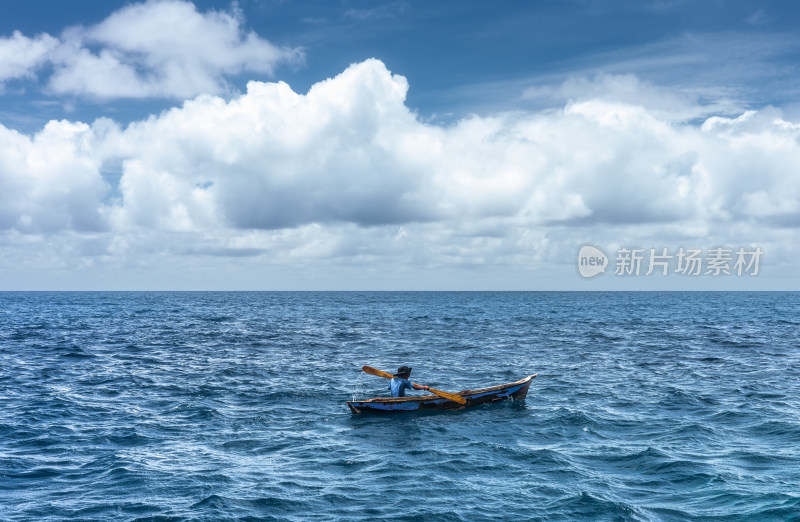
top-left (388, 377), bottom-right (413, 397)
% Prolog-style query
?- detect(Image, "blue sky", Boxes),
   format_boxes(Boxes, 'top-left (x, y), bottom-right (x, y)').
top-left (5, 1), bottom-right (800, 125)
top-left (1, 0), bottom-right (799, 289)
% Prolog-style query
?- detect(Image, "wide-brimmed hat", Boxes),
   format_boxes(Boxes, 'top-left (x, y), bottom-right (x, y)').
top-left (394, 366), bottom-right (412, 377)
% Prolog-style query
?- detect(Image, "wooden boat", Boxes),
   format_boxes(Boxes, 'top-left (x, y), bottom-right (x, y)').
top-left (346, 374), bottom-right (537, 414)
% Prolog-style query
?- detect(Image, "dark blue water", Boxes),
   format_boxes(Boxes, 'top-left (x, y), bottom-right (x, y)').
top-left (1, 292), bottom-right (799, 521)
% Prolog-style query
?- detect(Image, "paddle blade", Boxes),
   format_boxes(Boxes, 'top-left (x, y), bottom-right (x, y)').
top-left (362, 365), bottom-right (394, 379)
top-left (427, 387), bottom-right (467, 404)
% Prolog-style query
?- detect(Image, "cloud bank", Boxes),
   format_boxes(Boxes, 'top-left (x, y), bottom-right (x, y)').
top-left (1, 57), bottom-right (799, 287)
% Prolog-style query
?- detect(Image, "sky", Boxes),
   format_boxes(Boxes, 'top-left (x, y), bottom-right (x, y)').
top-left (1, 0), bottom-right (799, 290)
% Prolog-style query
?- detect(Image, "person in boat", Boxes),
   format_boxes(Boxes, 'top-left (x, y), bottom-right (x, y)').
top-left (388, 366), bottom-right (429, 397)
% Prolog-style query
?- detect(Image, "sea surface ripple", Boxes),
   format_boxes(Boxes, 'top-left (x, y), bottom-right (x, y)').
top-left (1, 291), bottom-right (799, 521)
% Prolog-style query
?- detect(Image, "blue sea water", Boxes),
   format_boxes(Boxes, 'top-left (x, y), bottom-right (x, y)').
top-left (1, 291), bottom-right (799, 521)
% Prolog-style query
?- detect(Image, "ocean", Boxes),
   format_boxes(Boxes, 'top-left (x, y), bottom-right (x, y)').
top-left (1, 291), bottom-right (799, 521)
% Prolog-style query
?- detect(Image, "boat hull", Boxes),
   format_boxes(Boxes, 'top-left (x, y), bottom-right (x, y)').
top-left (346, 374), bottom-right (537, 414)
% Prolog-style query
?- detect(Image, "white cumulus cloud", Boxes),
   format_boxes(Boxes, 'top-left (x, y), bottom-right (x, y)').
top-left (1, 0), bottom-right (302, 99)
top-left (102, 59), bottom-right (436, 231)
top-left (1, 58), bottom-right (799, 287)
top-left (0, 31), bottom-right (58, 85)
top-left (0, 120), bottom-right (106, 233)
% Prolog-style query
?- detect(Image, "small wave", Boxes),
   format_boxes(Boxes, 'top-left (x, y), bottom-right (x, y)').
top-left (166, 404), bottom-right (221, 422)
top-left (708, 409), bottom-right (753, 424)
top-left (551, 407), bottom-right (597, 428)
top-left (5, 466), bottom-right (63, 480)
top-left (57, 348), bottom-right (96, 359)
top-left (220, 438), bottom-right (268, 453)
top-left (726, 449), bottom-right (789, 468)
top-left (101, 431), bottom-right (152, 447)
top-left (550, 491), bottom-right (647, 520)
top-left (190, 494), bottom-right (228, 510)
top-left (189, 493), bottom-right (304, 518)
top-left (748, 419), bottom-right (800, 441)
top-left (203, 315), bottom-right (235, 323)
top-left (66, 501), bottom-right (167, 520)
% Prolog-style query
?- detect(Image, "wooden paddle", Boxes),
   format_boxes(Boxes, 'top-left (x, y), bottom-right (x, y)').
top-left (362, 365), bottom-right (467, 404)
